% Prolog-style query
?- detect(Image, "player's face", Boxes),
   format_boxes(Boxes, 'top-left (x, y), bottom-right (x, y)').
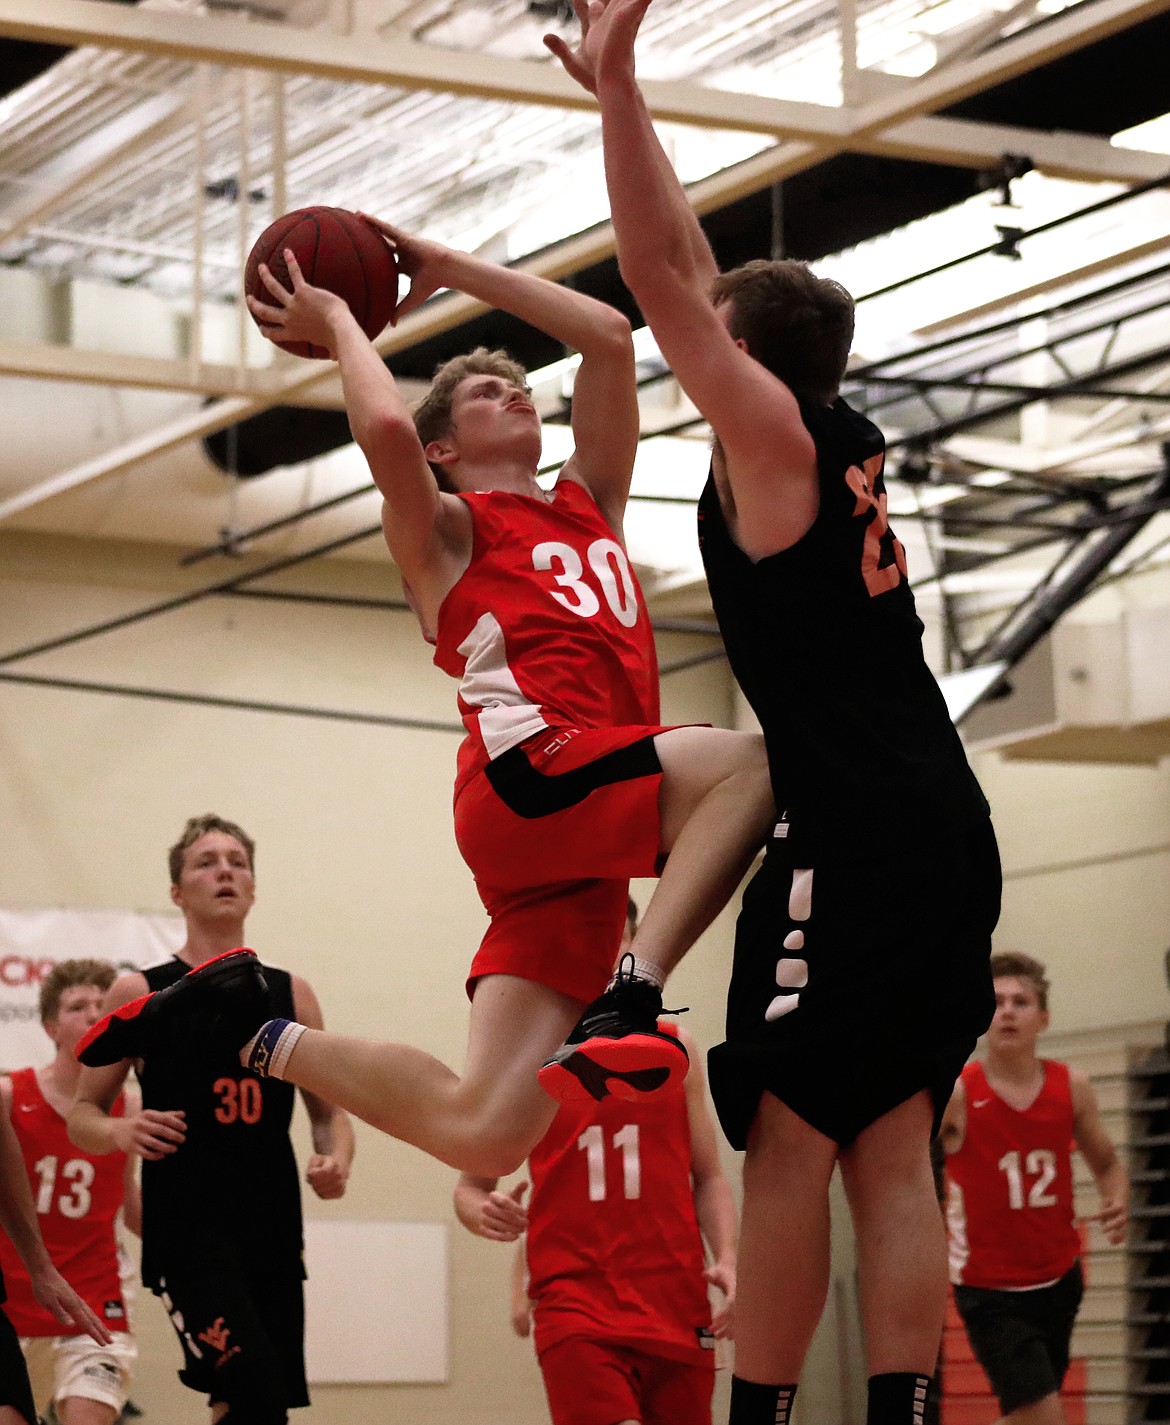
top-left (988, 975), bottom-right (1048, 1051)
top-left (45, 984), bottom-right (107, 1054)
top-left (171, 830), bottom-right (255, 924)
top-left (448, 374), bottom-right (541, 470)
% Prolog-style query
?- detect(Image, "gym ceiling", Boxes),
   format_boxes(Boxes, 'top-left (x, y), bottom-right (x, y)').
top-left (0, 0), bottom-right (1168, 706)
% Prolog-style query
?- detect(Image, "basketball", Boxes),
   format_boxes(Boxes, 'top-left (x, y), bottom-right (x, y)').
top-left (245, 206), bottom-right (398, 358)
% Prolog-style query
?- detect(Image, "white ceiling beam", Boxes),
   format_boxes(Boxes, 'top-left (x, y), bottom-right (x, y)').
top-left (930, 0), bottom-right (1044, 69)
top-left (866, 116), bottom-right (1169, 185)
top-left (0, 338), bottom-right (349, 406)
top-left (1, 0), bottom-right (1163, 187)
top-left (2, 118), bottom-right (1163, 515)
top-left (947, 410), bottom-right (1170, 477)
top-left (0, 395), bottom-right (255, 522)
top-left (1, 0), bottom-right (1165, 519)
top-left (0, 0), bottom-right (846, 140)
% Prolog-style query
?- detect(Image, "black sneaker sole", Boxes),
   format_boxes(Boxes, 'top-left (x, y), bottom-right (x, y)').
top-left (538, 1034), bottom-right (689, 1105)
top-left (77, 949), bottom-right (267, 1067)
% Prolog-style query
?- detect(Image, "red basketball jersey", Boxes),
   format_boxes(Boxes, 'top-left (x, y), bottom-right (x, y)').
top-left (0, 1068), bottom-right (129, 1335)
top-left (946, 1059), bottom-right (1081, 1289)
top-left (525, 1025), bottom-right (712, 1363)
top-left (431, 481), bottom-right (660, 792)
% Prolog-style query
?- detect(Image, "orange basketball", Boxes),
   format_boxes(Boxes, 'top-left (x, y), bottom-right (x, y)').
top-left (245, 206), bottom-right (398, 358)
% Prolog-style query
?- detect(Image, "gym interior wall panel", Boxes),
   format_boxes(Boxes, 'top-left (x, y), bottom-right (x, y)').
top-left (975, 749), bottom-right (1170, 1035)
top-left (304, 1221), bottom-right (448, 1383)
top-left (0, 527), bottom-right (766, 1425)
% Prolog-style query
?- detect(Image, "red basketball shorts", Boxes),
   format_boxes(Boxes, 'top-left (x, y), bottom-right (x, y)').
top-left (538, 1337), bottom-right (715, 1425)
top-left (455, 726), bottom-right (668, 1004)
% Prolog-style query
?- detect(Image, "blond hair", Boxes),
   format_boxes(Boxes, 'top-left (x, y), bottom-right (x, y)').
top-left (168, 814), bottom-right (255, 885)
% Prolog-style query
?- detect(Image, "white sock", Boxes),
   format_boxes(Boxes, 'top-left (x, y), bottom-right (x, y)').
top-left (627, 957), bottom-right (665, 990)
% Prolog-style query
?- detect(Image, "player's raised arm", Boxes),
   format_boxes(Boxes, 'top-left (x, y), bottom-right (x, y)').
top-left (549, 0), bottom-right (820, 556)
top-left (362, 218), bottom-right (639, 534)
top-left (246, 251), bottom-right (467, 592)
top-left (544, 0), bottom-right (717, 295)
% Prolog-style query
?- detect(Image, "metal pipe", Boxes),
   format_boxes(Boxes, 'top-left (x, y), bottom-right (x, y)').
top-left (885, 344), bottom-right (1170, 451)
top-left (855, 170), bottom-right (1170, 305)
top-left (271, 72), bottom-right (287, 222)
top-left (0, 526), bottom-right (383, 670)
top-left (973, 460), bottom-right (1170, 670)
top-left (0, 669), bottom-right (463, 733)
top-left (189, 64), bottom-right (208, 377)
top-left (850, 261), bottom-right (1170, 375)
top-left (237, 65), bottom-right (253, 376)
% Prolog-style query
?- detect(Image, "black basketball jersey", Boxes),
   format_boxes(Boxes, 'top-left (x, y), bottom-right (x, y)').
top-left (137, 957), bottom-right (303, 1289)
top-left (698, 396), bottom-right (987, 862)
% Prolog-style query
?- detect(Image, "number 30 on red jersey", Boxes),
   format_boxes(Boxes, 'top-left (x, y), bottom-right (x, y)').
top-left (533, 539), bottom-right (640, 628)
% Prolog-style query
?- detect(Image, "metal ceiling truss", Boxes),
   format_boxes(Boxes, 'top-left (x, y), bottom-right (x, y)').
top-left (0, 0), bottom-right (1169, 730)
top-left (0, 0), bottom-right (1167, 522)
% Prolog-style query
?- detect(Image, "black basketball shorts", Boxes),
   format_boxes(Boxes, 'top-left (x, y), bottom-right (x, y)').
top-left (954, 1262), bottom-right (1084, 1414)
top-left (156, 1252), bottom-right (309, 1415)
top-left (0, 1305), bottom-right (36, 1425)
top-left (708, 812), bottom-right (1001, 1148)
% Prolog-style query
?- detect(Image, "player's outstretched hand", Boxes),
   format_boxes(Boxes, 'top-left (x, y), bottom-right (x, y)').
top-left (704, 1260), bottom-right (736, 1339)
top-left (1094, 1198), bottom-right (1128, 1245)
top-left (478, 1181), bottom-right (530, 1241)
top-left (247, 250), bottom-right (349, 355)
top-left (114, 1108), bottom-right (186, 1161)
top-left (543, 0), bottom-right (654, 95)
top-left (31, 1263), bottom-right (113, 1347)
top-left (357, 215), bottom-right (449, 325)
top-left (306, 1153), bottom-right (349, 1201)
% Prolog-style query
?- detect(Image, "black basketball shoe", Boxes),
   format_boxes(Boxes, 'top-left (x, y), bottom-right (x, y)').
top-left (77, 948), bottom-right (269, 1067)
top-left (538, 955), bottom-right (689, 1105)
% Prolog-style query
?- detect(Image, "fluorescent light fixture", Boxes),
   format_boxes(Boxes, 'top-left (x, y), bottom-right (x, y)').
top-left (1112, 112), bottom-right (1170, 155)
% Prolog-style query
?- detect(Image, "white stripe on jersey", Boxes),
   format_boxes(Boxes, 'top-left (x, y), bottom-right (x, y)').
top-left (457, 611), bottom-right (549, 760)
